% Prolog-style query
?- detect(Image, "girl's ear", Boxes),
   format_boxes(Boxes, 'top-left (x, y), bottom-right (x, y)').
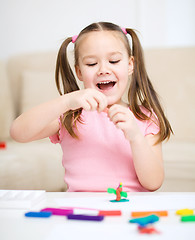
top-left (75, 65), bottom-right (83, 81)
top-left (128, 56), bottom-right (134, 76)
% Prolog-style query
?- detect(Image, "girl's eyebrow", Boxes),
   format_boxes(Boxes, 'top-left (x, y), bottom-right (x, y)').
top-left (82, 55), bottom-right (97, 61)
top-left (108, 52), bottom-right (123, 57)
top-left (82, 52), bottom-right (122, 61)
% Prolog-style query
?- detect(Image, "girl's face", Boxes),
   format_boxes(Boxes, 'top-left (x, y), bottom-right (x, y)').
top-left (75, 31), bottom-right (133, 106)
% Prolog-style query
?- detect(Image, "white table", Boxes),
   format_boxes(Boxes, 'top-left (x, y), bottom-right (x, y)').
top-left (0, 192), bottom-right (195, 240)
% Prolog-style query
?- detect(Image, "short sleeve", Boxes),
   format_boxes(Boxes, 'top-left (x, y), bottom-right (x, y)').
top-left (138, 106), bottom-right (160, 136)
top-left (144, 119), bottom-right (160, 136)
top-left (49, 117), bottom-right (63, 144)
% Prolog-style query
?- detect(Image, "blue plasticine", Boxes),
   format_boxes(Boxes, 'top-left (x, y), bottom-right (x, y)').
top-left (129, 214), bottom-right (159, 227)
top-left (25, 211), bottom-right (52, 218)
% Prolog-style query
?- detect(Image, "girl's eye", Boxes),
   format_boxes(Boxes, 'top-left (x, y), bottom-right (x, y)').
top-left (87, 63), bottom-right (97, 66)
top-left (109, 60), bottom-right (120, 64)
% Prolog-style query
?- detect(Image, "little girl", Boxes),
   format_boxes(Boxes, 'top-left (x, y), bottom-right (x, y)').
top-left (10, 22), bottom-right (172, 192)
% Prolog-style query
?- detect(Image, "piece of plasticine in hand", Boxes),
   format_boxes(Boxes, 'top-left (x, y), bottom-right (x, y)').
top-left (107, 183), bottom-right (129, 202)
top-left (103, 108), bottom-right (108, 114)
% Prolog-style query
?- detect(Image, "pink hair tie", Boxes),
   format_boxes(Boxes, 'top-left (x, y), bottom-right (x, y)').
top-left (121, 27), bottom-right (127, 35)
top-left (72, 35), bottom-right (78, 43)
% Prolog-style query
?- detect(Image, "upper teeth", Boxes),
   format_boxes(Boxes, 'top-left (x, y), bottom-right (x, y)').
top-left (98, 81), bottom-right (113, 84)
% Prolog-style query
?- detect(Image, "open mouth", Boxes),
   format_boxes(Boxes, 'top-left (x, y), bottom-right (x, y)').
top-left (97, 81), bottom-right (116, 91)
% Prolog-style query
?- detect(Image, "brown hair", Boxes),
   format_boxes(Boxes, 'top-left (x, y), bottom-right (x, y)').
top-left (55, 22), bottom-right (173, 142)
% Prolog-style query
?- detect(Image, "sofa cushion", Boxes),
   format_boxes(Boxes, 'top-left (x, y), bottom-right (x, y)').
top-left (144, 48), bottom-right (195, 142)
top-left (21, 71), bottom-right (59, 112)
top-left (160, 140), bottom-right (195, 191)
top-left (7, 52), bottom-right (57, 117)
top-left (0, 139), bottom-right (67, 192)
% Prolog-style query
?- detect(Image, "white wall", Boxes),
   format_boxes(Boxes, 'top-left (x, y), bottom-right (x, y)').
top-left (0, 0), bottom-right (195, 60)
top-left (138, 0), bottom-right (195, 48)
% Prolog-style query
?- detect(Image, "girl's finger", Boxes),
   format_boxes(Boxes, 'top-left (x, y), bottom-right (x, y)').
top-left (81, 100), bottom-right (92, 111)
top-left (110, 112), bottom-right (126, 125)
top-left (115, 121), bottom-right (126, 130)
top-left (86, 97), bottom-right (98, 111)
top-left (98, 97), bottom-right (108, 112)
top-left (108, 104), bottom-right (124, 119)
top-left (93, 93), bottom-right (108, 112)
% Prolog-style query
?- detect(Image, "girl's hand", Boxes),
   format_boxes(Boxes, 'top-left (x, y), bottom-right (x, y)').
top-left (66, 88), bottom-right (108, 112)
top-left (108, 104), bottom-right (143, 142)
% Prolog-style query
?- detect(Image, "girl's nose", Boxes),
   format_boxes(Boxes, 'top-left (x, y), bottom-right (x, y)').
top-left (97, 62), bottom-right (111, 76)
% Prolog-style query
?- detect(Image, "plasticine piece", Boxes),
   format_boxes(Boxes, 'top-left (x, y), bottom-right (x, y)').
top-left (129, 214), bottom-right (159, 227)
top-left (98, 210), bottom-right (122, 216)
top-left (116, 183), bottom-right (123, 201)
top-left (0, 142), bottom-right (6, 149)
top-left (176, 208), bottom-right (194, 216)
top-left (138, 225), bottom-right (160, 234)
top-left (107, 183), bottom-right (128, 202)
top-left (120, 191), bottom-right (128, 198)
top-left (110, 199), bottom-right (129, 203)
top-left (25, 211), bottom-right (52, 218)
top-left (103, 108), bottom-right (108, 113)
top-left (181, 215), bottom-right (195, 222)
top-left (67, 214), bottom-right (104, 221)
top-left (41, 207), bottom-right (73, 216)
top-left (107, 188), bottom-right (116, 194)
top-left (131, 210), bottom-right (168, 217)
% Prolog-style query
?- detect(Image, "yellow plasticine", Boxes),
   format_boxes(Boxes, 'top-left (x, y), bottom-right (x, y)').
top-left (176, 209), bottom-right (194, 216)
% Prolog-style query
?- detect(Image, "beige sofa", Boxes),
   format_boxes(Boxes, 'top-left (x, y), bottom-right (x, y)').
top-left (0, 48), bottom-right (195, 192)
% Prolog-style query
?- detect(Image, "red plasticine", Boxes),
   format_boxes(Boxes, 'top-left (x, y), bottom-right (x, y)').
top-left (98, 210), bottom-right (122, 216)
top-left (138, 226), bottom-right (160, 234)
top-left (0, 142), bottom-right (6, 149)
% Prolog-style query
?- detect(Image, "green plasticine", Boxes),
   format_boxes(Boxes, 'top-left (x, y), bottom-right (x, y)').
top-left (107, 188), bottom-right (116, 194)
top-left (181, 215), bottom-right (195, 222)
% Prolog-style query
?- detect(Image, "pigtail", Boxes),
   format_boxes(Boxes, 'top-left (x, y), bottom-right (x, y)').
top-left (55, 37), bottom-right (82, 138)
top-left (126, 28), bottom-right (173, 143)
top-left (55, 37), bottom-right (80, 94)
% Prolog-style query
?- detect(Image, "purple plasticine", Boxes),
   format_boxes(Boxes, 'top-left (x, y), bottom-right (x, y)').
top-left (67, 214), bottom-right (104, 221)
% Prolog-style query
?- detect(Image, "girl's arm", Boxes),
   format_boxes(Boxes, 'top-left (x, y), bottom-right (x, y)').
top-left (108, 104), bottom-right (164, 191)
top-left (10, 89), bottom-right (107, 143)
top-left (130, 134), bottom-right (163, 191)
top-left (10, 96), bottom-right (69, 143)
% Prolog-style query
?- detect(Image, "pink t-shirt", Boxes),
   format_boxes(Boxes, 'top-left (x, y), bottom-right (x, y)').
top-left (49, 109), bottom-right (159, 192)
